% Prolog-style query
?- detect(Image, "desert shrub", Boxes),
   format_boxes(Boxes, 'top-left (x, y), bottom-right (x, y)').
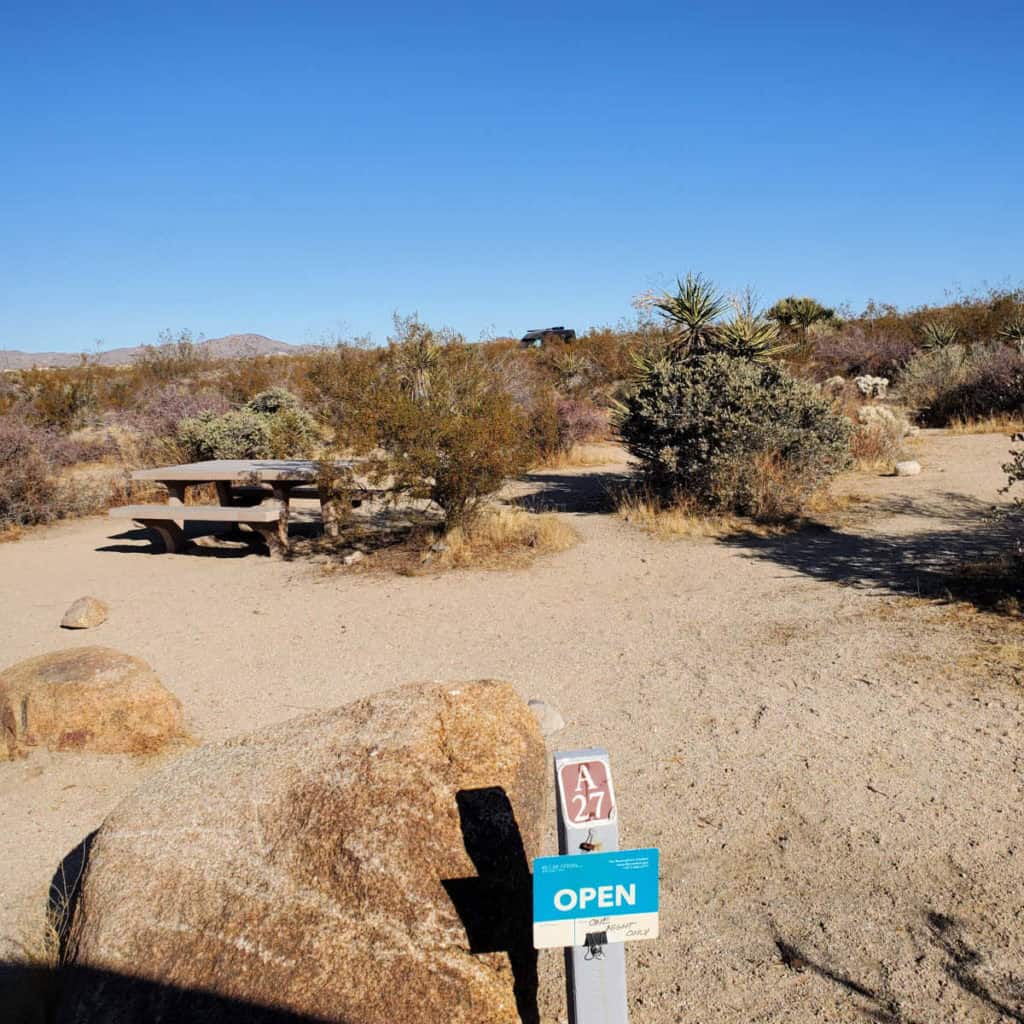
top-left (302, 343), bottom-right (381, 452)
top-left (333, 320), bottom-right (535, 531)
top-left (528, 395), bottom-right (608, 461)
top-left (246, 387), bottom-right (301, 415)
top-left (264, 405), bottom-right (321, 458)
top-left (219, 355), bottom-right (299, 404)
top-left (851, 405), bottom-right (912, 470)
top-left (0, 418), bottom-right (60, 527)
top-left (124, 384), bottom-right (231, 440)
top-left (375, 346), bottom-right (533, 529)
top-left (615, 352), bottom-right (851, 518)
top-left (177, 409), bottom-right (271, 461)
top-left (901, 344), bottom-right (1024, 425)
top-left (0, 417), bottom-right (121, 528)
top-left (1002, 436), bottom-right (1024, 522)
top-left (814, 325), bottom-right (915, 380)
top-left (527, 393), bottom-right (563, 462)
top-left (176, 387), bottom-right (321, 461)
top-left (132, 331), bottom-right (208, 387)
top-left (555, 398), bottom-right (607, 450)
top-left (19, 364), bottom-right (101, 430)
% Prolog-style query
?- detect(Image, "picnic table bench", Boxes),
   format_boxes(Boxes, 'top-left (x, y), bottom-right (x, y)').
top-left (110, 459), bottom-right (362, 556)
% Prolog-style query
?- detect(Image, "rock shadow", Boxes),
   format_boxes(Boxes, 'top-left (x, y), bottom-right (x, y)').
top-left (442, 787), bottom-right (539, 1024)
top-left (0, 961), bottom-right (334, 1023)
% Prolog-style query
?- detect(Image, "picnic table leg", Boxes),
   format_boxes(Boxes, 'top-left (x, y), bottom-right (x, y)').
top-left (137, 519), bottom-right (186, 554)
top-left (165, 482), bottom-right (186, 531)
top-left (270, 484), bottom-right (291, 554)
top-left (250, 524), bottom-right (284, 559)
top-left (214, 481), bottom-right (234, 506)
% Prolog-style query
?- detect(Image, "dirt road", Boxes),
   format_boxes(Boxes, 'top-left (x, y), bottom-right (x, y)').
top-left (1, 431), bottom-right (1021, 1021)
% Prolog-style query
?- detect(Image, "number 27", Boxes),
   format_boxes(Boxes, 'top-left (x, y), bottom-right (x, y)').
top-left (571, 789), bottom-right (605, 820)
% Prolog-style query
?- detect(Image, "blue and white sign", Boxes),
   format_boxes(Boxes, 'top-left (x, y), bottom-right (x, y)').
top-left (533, 848), bottom-right (660, 949)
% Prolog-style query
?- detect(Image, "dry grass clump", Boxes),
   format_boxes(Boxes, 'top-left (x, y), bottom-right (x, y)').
top-left (536, 442), bottom-right (623, 469)
top-left (616, 473), bottom-right (863, 540)
top-left (428, 507), bottom-right (578, 568)
top-left (616, 488), bottom-right (748, 538)
top-left (948, 414), bottom-right (1024, 435)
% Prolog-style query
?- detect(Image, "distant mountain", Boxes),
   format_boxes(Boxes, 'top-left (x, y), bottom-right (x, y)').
top-left (0, 333), bottom-right (309, 370)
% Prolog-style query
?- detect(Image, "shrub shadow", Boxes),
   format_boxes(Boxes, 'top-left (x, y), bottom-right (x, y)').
top-left (723, 494), bottom-right (1023, 612)
top-left (514, 470), bottom-right (631, 514)
top-left (773, 909), bottom-right (1024, 1023)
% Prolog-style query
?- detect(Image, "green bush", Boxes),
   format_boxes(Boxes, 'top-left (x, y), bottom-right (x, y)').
top-left (326, 319), bottom-right (535, 531)
top-left (615, 351), bottom-right (851, 517)
top-left (177, 409), bottom-right (271, 461)
top-left (246, 387), bottom-right (302, 415)
top-left (373, 341), bottom-right (534, 529)
top-left (176, 388), bottom-right (321, 461)
top-left (265, 405), bottom-right (321, 458)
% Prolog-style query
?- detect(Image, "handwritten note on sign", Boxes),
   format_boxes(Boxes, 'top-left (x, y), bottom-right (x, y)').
top-left (558, 759), bottom-right (616, 825)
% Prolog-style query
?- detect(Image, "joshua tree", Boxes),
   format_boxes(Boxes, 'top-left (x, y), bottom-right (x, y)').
top-left (766, 296), bottom-right (838, 340)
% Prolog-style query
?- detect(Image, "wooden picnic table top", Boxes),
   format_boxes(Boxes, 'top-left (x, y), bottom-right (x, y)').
top-left (131, 459), bottom-right (358, 484)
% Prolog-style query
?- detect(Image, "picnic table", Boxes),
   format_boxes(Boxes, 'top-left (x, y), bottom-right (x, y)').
top-left (110, 459), bottom-right (361, 556)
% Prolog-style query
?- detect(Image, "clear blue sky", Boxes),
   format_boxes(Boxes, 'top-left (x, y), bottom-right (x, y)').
top-left (2, 1), bottom-right (1022, 352)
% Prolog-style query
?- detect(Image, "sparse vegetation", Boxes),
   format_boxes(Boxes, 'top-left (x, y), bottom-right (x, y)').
top-left (177, 388), bottom-right (320, 461)
top-left (426, 507), bottom-right (578, 568)
top-left (615, 347), bottom-right (851, 520)
top-left (4, 281), bottom-right (1024, 551)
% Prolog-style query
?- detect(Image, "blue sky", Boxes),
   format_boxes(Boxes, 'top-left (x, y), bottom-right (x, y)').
top-left (2, 1), bottom-right (1022, 352)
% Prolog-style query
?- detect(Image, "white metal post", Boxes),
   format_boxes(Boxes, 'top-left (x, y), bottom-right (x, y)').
top-left (554, 748), bottom-right (629, 1024)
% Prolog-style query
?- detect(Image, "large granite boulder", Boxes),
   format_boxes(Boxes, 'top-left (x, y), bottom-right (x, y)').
top-left (57, 680), bottom-right (546, 1024)
top-left (0, 647), bottom-right (185, 758)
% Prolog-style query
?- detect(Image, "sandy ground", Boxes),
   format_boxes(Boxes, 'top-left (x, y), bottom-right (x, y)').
top-left (1, 432), bottom-right (1023, 1022)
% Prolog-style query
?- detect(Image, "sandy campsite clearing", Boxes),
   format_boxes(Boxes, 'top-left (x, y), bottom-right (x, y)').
top-left (2, 431), bottom-right (1023, 1022)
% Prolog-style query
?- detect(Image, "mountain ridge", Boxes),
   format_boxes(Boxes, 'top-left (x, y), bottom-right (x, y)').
top-left (0, 333), bottom-right (310, 370)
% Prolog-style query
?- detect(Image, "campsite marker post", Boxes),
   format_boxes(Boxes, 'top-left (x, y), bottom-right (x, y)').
top-left (533, 748), bottom-right (660, 1024)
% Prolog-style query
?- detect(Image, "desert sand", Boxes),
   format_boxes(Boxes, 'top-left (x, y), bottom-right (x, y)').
top-left (1, 431), bottom-right (1022, 1022)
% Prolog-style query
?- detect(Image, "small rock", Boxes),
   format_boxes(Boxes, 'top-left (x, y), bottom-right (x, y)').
top-left (430, 540), bottom-right (449, 554)
top-left (528, 698), bottom-right (566, 736)
top-left (60, 596), bottom-right (108, 630)
top-left (895, 460), bottom-right (922, 477)
top-left (342, 550), bottom-right (364, 566)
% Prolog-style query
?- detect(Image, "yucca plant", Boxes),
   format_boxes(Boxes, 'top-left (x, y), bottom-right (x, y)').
top-left (998, 317), bottom-right (1024, 355)
top-left (920, 320), bottom-right (959, 350)
top-left (654, 273), bottom-right (729, 358)
top-left (718, 290), bottom-right (791, 363)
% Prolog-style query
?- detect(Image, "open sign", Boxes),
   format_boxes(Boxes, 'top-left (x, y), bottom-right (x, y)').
top-left (558, 758), bottom-right (616, 826)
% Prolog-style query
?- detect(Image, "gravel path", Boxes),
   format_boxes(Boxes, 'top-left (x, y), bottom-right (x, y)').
top-left (1, 431), bottom-right (1022, 1022)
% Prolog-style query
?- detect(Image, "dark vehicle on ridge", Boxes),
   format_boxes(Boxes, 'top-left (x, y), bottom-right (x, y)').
top-left (519, 326), bottom-right (576, 348)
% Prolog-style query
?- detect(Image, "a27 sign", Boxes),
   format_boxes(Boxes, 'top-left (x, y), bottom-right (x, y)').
top-left (558, 757), bottom-right (616, 826)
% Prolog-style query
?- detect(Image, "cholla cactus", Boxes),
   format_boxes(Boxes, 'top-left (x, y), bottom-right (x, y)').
top-left (854, 375), bottom-right (890, 399)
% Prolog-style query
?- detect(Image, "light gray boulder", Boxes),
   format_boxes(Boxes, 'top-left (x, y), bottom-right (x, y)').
top-left (60, 596), bottom-right (108, 629)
